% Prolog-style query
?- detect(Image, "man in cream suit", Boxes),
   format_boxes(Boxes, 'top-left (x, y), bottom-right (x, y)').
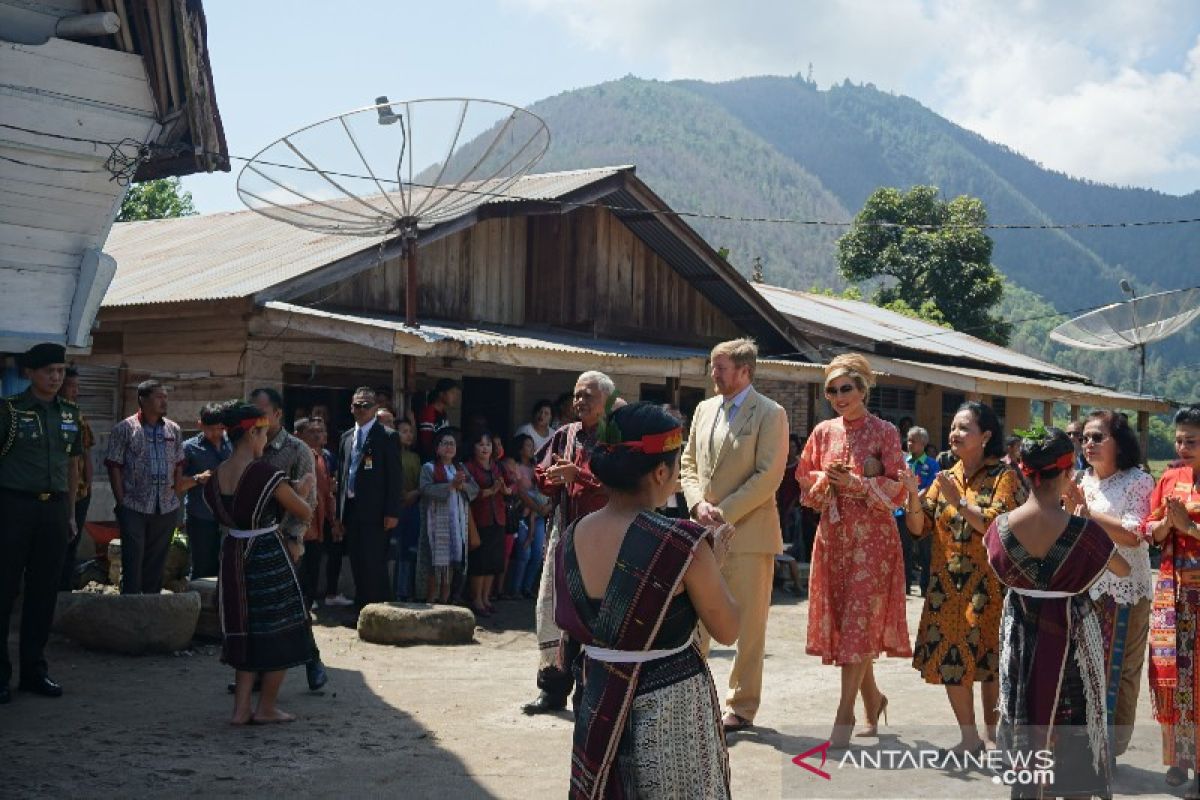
top-left (682, 337), bottom-right (788, 732)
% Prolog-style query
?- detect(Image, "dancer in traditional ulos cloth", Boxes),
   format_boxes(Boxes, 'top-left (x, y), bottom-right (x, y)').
top-left (554, 402), bottom-right (739, 799)
top-left (1144, 404), bottom-right (1200, 788)
top-left (206, 401), bottom-right (318, 725)
top-left (985, 426), bottom-right (1128, 799)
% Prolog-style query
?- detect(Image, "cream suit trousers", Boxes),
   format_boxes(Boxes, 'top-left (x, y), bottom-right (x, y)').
top-left (698, 551), bottom-right (775, 722)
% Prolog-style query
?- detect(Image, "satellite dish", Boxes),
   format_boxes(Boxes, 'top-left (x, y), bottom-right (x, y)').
top-left (1049, 286), bottom-right (1200, 394)
top-left (237, 97), bottom-right (550, 326)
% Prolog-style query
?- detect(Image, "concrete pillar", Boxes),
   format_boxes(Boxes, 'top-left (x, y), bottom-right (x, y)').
top-left (1069, 404), bottom-right (1081, 421)
top-left (1042, 401), bottom-right (1055, 427)
top-left (1007, 397), bottom-right (1032, 432)
top-left (915, 383), bottom-right (942, 444)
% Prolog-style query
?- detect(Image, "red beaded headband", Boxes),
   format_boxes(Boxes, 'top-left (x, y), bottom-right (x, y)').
top-left (599, 427), bottom-right (683, 454)
top-left (1020, 452), bottom-right (1075, 485)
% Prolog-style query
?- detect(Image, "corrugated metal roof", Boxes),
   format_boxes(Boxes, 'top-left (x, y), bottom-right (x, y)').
top-left (102, 166), bottom-right (630, 307)
top-left (887, 358), bottom-right (1169, 412)
top-left (264, 302), bottom-right (714, 369)
top-left (755, 284), bottom-right (1083, 379)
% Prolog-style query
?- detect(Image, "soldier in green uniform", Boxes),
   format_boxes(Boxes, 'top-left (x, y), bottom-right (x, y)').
top-left (0, 342), bottom-right (81, 703)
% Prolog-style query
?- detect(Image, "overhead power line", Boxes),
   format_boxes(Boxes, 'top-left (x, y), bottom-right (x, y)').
top-left (7, 122), bottom-right (1200, 231)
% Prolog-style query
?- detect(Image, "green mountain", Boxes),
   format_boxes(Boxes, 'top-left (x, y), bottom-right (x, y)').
top-left (513, 75), bottom-right (1198, 401)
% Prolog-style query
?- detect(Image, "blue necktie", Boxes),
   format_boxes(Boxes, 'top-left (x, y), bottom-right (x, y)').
top-left (348, 427), bottom-right (365, 496)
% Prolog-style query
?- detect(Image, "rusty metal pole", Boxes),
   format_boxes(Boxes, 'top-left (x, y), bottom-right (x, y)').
top-left (404, 230), bottom-right (420, 328)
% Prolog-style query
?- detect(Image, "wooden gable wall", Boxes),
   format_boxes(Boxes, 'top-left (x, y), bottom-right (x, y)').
top-left (294, 205), bottom-right (743, 347)
top-left (525, 207), bottom-right (742, 345)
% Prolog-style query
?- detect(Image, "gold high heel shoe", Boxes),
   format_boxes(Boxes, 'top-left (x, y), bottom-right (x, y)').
top-left (857, 694), bottom-right (888, 737)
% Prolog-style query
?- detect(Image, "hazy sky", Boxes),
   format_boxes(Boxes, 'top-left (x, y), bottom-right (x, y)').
top-left (184, 0), bottom-right (1200, 213)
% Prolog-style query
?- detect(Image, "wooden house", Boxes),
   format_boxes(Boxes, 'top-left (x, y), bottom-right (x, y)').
top-left (0, 0), bottom-right (227, 372)
top-left (71, 165), bottom-right (1167, 519)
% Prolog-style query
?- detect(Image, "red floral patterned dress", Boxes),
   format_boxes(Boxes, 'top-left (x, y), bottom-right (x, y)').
top-left (799, 413), bottom-right (912, 665)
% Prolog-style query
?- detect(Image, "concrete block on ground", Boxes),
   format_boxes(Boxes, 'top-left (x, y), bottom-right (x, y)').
top-left (357, 602), bottom-right (476, 646)
top-left (52, 590), bottom-right (200, 654)
top-left (188, 577), bottom-right (220, 641)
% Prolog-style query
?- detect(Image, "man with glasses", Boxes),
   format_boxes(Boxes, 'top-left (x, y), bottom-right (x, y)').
top-left (335, 387), bottom-right (402, 610)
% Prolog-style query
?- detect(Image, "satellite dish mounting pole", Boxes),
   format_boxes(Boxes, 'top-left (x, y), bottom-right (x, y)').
top-left (1122, 280), bottom-right (1144, 394)
top-left (400, 219), bottom-right (419, 329)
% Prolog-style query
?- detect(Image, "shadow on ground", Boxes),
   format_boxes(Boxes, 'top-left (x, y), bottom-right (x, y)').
top-left (4, 623), bottom-right (499, 798)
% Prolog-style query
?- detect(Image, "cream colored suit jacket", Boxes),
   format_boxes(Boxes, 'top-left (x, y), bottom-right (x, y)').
top-left (681, 386), bottom-right (789, 554)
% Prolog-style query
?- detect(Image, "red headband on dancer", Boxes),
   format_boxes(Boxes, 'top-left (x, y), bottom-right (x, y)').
top-left (1019, 452), bottom-right (1075, 485)
top-left (235, 416), bottom-right (270, 432)
top-left (600, 427), bottom-right (684, 454)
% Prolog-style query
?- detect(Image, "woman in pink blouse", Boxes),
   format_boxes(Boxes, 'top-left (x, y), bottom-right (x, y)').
top-left (798, 354), bottom-right (911, 748)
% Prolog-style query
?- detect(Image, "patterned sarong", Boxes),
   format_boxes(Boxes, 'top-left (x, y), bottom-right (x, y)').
top-left (986, 513), bottom-right (1114, 799)
top-left (554, 511), bottom-right (729, 799)
top-left (207, 461), bottom-right (316, 671)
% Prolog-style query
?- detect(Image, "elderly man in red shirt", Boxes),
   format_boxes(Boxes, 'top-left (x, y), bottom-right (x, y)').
top-left (522, 370), bottom-right (615, 715)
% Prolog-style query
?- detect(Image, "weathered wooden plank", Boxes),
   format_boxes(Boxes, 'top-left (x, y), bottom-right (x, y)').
top-left (0, 217), bottom-right (99, 256)
top-left (0, 177), bottom-right (116, 209)
top-left (114, 315), bottom-right (248, 335)
top-left (0, 42), bottom-right (156, 114)
top-left (1, 91), bottom-right (157, 159)
top-left (0, 195), bottom-right (110, 237)
top-left (4, 38), bottom-right (147, 81)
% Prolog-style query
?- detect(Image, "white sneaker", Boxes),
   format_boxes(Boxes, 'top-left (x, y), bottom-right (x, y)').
top-left (325, 594), bottom-right (353, 607)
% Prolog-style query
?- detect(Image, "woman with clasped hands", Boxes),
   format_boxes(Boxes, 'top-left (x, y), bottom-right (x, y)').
top-left (797, 354), bottom-right (910, 748)
top-left (1144, 405), bottom-right (1200, 788)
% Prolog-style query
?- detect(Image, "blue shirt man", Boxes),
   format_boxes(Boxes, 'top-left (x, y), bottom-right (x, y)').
top-left (180, 403), bottom-right (231, 578)
top-left (182, 429), bottom-right (231, 522)
top-left (900, 425), bottom-right (939, 595)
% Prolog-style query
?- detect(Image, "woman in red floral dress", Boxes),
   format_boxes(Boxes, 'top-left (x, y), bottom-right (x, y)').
top-left (798, 354), bottom-right (911, 747)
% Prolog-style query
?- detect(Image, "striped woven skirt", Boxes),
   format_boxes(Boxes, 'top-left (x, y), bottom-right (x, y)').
top-left (219, 531), bottom-right (316, 672)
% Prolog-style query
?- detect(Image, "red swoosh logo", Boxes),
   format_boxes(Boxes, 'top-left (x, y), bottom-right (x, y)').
top-left (792, 741), bottom-right (832, 780)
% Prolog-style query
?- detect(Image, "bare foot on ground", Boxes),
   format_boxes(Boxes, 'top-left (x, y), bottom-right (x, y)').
top-left (252, 708), bottom-right (297, 724)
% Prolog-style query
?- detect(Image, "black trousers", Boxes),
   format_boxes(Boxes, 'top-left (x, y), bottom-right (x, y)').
top-left (323, 523), bottom-right (345, 598)
top-left (299, 538), bottom-right (323, 607)
top-left (59, 493), bottom-right (91, 590)
top-left (345, 501), bottom-right (391, 607)
top-left (117, 506), bottom-right (176, 594)
top-left (186, 516), bottom-right (221, 579)
top-left (0, 489), bottom-right (69, 685)
top-left (895, 512), bottom-right (916, 590)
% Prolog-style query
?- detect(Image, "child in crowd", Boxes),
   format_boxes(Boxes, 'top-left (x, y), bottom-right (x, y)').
top-left (505, 434), bottom-right (552, 599)
top-left (394, 419), bottom-right (422, 601)
top-left (419, 430), bottom-right (478, 603)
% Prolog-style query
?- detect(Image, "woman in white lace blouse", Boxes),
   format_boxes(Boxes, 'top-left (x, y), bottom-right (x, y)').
top-left (1063, 409), bottom-right (1154, 761)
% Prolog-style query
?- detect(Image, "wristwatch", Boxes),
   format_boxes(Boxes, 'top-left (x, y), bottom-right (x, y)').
top-left (958, 497), bottom-right (969, 509)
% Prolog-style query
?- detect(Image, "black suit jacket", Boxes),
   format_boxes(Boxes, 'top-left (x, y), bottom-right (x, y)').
top-left (336, 422), bottom-right (402, 523)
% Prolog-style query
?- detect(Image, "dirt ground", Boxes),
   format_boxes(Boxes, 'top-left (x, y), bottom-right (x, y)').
top-left (2, 587), bottom-right (1186, 799)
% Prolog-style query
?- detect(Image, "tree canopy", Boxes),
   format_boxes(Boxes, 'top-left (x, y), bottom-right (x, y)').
top-left (117, 177), bottom-right (197, 221)
top-left (836, 185), bottom-right (1011, 345)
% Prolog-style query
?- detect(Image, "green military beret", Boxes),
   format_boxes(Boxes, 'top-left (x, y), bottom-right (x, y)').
top-left (19, 342), bottom-right (66, 370)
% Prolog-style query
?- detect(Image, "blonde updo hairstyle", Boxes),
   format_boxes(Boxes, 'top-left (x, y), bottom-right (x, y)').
top-left (823, 353), bottom-right (876, 404)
